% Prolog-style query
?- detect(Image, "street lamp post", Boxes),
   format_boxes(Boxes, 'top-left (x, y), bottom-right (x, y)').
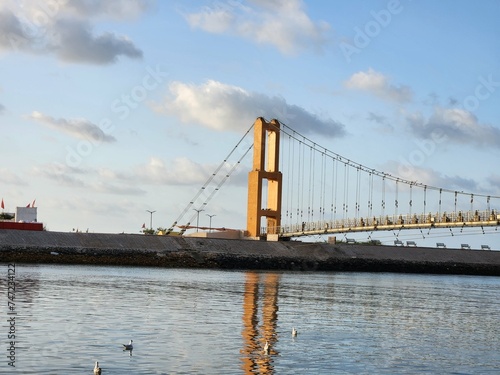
top-left (193, 208), bottom-right (204, 232)
top-left (146, 210), bottom-right (156, 230)
top-left (206, 214), bottom-right (216, 232)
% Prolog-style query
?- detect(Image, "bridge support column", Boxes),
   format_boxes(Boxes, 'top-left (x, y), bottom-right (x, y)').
top-left (246, 118), bottom-right (282, 239)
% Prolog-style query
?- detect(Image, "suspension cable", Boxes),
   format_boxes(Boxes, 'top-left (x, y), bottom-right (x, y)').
top-left (368, 171), bottom-right (374, 219)
top-left (299, 139), bottom-right (305, 224)
top-left (355, 167), bottom-right (361, 220)
top-left (382, 176), bottom-right (386, 218)
top-left (343, 162), bottom-right (349, 220)
top-left (333, 156), bottom-right (338, 222)
top-left (166, 123), bottom-right (254, 234)
top-left (409, 182), bottom-right (413, 217)
top-left (438, 188), bottom-right (442, 218)
top-left (179, 142), bottom-right (254, 234)
top-left (320, 150), bottom-right (326, 221)
top-left (308, 145), bottom-right (314, 222)
top-left (273, 120), bottom-right (500, 200)
top-left (454, 191), bottom-right (458, 216)
top-left (395, 179), bottom-right (399, 218)
top-left (286, 132), bottom-right (293, 222)
top-left (423, 185), bottom-right (427, 218)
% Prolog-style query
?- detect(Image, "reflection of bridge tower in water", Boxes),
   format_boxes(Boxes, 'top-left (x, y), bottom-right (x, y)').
top-left (240, 272), bottom-right (280, 374)
top-left (247, 118), bottom-right (283, 239)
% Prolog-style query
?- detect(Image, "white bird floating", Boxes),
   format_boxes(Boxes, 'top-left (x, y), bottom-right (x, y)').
top-left (264, 341), bottom-right (270, 355)
top-left (292, 327), bottom-right (298, 337)
top-left (122, 339), bottom-right (133, 351)
top-left (93, 361), bottom-right (101, 375)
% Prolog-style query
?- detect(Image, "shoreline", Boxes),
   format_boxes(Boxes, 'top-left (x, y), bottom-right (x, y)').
top-left (1, 230), bottom-right (499, 276)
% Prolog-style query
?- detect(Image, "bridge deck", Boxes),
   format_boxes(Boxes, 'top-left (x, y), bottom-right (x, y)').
top-left (265, 210), bottom-right (500, 238)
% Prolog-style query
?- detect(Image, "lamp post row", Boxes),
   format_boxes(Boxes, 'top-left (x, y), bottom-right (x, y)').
top-left (146, 209), bottom-right (216, 233)
top-left (206, 214), bottom-right (216, 232)
top-left (146, 210), bottom-right (156, 230)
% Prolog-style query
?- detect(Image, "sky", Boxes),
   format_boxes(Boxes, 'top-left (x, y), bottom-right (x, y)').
top-left (1, 0), bottom-right (500, 248)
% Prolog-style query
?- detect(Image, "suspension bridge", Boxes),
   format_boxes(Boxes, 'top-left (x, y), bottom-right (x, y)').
top-left (167, 118), bottom-right (500, 245)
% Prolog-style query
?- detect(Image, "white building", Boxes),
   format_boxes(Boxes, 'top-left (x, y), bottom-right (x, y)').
top-left (16, 207), bottom-right (37, 222)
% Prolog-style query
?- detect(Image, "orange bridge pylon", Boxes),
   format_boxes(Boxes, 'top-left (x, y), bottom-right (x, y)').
top-left (246, 118), bottom-right (282, 238)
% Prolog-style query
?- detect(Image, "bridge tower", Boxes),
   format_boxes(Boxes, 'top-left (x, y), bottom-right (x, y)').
top-left (246, 118), bottom-right (282, 238)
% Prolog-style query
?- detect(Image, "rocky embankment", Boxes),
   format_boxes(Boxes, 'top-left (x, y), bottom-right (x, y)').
top-left (1, 230), bottom-right (499, 275)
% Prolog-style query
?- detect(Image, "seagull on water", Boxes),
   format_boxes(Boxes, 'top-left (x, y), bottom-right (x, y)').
top-left (93, 361), bottom-right (101, 375)
top-left (292, 327), bottom-right (298, 337)
top-left (122, 339), bottom-right (133, 351)
top-left (263, 341), bottom-right (270, 355)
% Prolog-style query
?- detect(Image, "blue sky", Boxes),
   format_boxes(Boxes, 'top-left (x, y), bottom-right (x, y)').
top-left (1, 0), bottom-right (500, 248)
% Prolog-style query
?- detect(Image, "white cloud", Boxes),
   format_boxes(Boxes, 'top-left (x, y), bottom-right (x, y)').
top-left (367, 111), bottom-right (394, 133)
top-left (407, 107), bottom-right (500, 147)
top-left (185, 0), bottom-right (330, 55)
top-left (185, 7), bottom-right (235, 34)
top-left (92, 181), bottom-right (146, 195)
top-left (154, 80), bottom-right (345, 137)
top-left (0, 1), bottom-right (147, 64)
top-left (36, 156), bottom-right (240, 197)
top-left (96, 156), bottom-right (248, 192)
top-left (0, 168), bottom-right (27, 185)
top-left (63, 0), bottom-right (152, 20)
top-left (35, 162), bottom-right (146, 195)
top-left (52, 19), bottom-right (142, 64)
top-left (29, 111), bottom-right (116, 142)
top-left (33, 162), bottom-right (88, 187)
top-left (384, 161), bottom-right (480, 193)
top-left (345, 68), bottom-right (413, 103)
top-left (0, 103), bottom-right (5, 114)
top-left (0, 9), bottom-right (30, 51)
top-left (486, 175), bottom-right (500, 194)
top-left (135, 157), bottom-right (219, 186)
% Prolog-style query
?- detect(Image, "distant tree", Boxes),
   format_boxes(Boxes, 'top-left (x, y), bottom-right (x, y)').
top-left (0, 213), bottom-right (14, 220)
top-left (142, 227), bottom-right (181, 236)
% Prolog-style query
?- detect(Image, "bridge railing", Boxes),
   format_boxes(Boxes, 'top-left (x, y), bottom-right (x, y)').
top-left (262, 209), bottom-right (500, 237)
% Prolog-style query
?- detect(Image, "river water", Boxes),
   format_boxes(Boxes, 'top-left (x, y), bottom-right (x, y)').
top-left (1, 264), bottom-right (499, 374)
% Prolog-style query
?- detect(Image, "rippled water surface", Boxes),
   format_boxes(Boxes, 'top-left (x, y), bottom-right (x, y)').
top-left (1, 264), bottom-right (499, 374)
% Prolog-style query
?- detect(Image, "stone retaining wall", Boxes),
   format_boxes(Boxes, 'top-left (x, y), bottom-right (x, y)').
top-left (1, 230), bottom-right (499, 275)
